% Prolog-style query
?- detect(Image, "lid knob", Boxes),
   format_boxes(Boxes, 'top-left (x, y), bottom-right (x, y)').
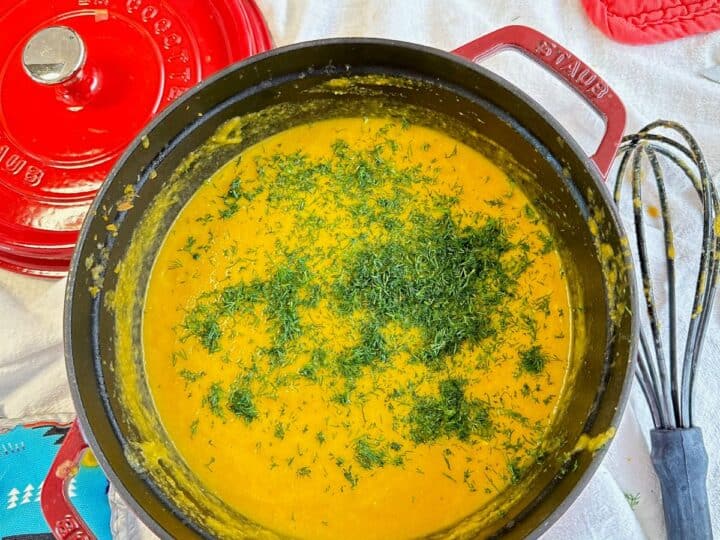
top-left (22, 26), bottom-right (86, 85)
top-left (21, 25), bottom-right (100, 108)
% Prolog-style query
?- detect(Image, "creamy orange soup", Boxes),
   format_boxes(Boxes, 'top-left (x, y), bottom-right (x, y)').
top-left (143, 118), bottom-right (573, 539)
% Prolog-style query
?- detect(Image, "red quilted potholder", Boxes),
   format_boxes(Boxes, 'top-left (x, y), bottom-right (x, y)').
top-left (582, 0), bottom-right (720, 44)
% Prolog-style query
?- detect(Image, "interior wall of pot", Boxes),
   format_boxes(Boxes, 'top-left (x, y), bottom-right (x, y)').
top-left (70, 42), bottom-right (634, 540)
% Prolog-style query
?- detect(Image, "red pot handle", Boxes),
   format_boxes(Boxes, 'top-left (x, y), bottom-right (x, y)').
top-left (40, 419), bottom-right (96, 540)
top-left (453, 25), bottom-right (625, 178)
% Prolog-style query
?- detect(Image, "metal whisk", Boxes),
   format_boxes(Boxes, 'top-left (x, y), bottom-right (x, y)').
top-left (614, 120), bottom-right (718, 540)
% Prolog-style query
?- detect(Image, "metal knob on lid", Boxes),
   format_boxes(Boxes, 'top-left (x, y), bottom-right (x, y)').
top-left (22, 26), bottom-right (86, 85)
top-left (22, 26), bottom-right (99, 108)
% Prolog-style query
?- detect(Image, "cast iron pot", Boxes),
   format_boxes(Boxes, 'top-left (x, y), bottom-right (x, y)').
top-left (59, 25), bottom-right (637, 539)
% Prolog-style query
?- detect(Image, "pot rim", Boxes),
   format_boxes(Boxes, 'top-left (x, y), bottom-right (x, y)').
top-left (65, 35), bottom-right (639, 539)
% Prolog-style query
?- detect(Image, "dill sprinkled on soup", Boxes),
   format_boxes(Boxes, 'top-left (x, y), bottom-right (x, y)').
top-left (143, 117), bottom-right (573, 539)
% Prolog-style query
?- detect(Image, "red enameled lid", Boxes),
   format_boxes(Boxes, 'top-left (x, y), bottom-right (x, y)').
top-left (0, 0), bottom-right (272, 277)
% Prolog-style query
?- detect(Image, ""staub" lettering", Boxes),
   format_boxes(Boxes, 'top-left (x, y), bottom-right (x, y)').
top-left (534, 40), bottom-right (609, 100)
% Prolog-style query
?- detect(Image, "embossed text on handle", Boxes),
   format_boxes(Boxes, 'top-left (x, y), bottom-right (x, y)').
top-left (534, 39), bottom-right (609, 101)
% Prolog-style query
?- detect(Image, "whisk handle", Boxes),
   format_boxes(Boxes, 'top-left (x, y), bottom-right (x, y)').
top-left (651, 428), bottom-right (713, 540)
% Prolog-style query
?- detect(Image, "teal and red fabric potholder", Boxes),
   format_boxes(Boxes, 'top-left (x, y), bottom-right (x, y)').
top-left (0, 421), bottom-right (111, 540)
top-left (582, 0), bottom-right (720, 44)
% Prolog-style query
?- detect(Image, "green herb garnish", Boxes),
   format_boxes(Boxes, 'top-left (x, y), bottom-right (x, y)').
top-left (179, 369), bottom-right (205, 385)
top-left (342, 467), bottom-right (358, 487)
top-left (336, 215), bottom-right (516, 370)
top-left (507, 459), bottom-right (523, 484)
top-left (203, 383), bottom-right (225, 418)
top-left (220, 177), bottom-right (264, 219)
top-left (228, 387), bottom-right (257, 423)
top-left (624, 492), bottom-right (640, 509)
top-left (538, 231), bottom-right (555, 254)
top-left (354, 437), bottom-right (386, 469)
top-left (408, 378), bottom-right (492, 443)
top-left (519, 345), bottom-right (549, 375)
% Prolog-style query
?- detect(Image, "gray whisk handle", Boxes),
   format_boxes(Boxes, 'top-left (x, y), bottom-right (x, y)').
top-left (651, 427), bottom-right (713, 540)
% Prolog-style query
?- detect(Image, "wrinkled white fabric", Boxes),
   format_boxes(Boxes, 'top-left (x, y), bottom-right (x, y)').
top-left (1, 1), bottom-right (719, 538)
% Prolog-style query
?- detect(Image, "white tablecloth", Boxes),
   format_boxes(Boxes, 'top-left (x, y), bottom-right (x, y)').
top-left (2, 1), bottom-right (719, 538)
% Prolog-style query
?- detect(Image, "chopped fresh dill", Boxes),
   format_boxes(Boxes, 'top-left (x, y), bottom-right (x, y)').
top-left (538, 231), bottom-right (555, 254)
top-left (203, 383), bottom-right (225, 418)
top-left (220, 177), bottom-right (264, 219)
top-left (227, 387), bottom-right (257, 423)
top-left (408, 378), bottom-right (492, 443)
top-left (624, 492), bottom-right (640, 509)
top-left (181, 235), bottom-right (196, 252)
top-left (182, 305), bottom-right (222, 353)
top-left (336, 322), bottom-right (388, 379)
top-left (442, 472), bottom-right (456, 482)
top-left (164, 119), bottom-right (567, 492)
top-left (298, 349), bottom-right (327, 382)
top-left (523, 204), bottom-right (538, 222)
top-left (336, 214), bottom-right (517, 370)
top-left (179, 234), bottom-right (210, 260)
top-left (170, 349), bottom-right (187, 366)
top-left (520, 313), bottom-right (538, 340)
top-left (519, 345), bottom-right (549, 375)
top-left (298, 363), bottom-right (318, 381)
top-left (354, 437), bottom-right (386, 469)
top-left (182, 258), bottom-right (316, 356)
top-left (507, 459), bottom-right (523, 485)
top-left (463, 469), bottom-right (477, 492)
top-left (179, 369), bottom-right (206, 386)
top-left (535, 295), bottom-right (552, 317)
top-left (342, 466), bottom-right (358, 488)
top-left (332, 391), bottom-right (351, 405)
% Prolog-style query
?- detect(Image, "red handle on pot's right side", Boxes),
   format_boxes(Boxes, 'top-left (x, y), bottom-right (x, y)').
top-left (453, 25), bottom-right (626, 179)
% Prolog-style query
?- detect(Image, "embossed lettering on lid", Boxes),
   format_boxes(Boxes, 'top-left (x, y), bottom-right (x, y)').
top-left (0, 0), bottom-right (272, 277)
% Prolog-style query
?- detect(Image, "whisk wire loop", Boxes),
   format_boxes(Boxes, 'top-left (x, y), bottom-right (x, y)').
top-left (614, 120), bottom-right (719, 429)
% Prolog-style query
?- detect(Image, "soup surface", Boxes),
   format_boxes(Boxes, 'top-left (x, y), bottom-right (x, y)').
top-left (143, 118), bottom-right (573, 539)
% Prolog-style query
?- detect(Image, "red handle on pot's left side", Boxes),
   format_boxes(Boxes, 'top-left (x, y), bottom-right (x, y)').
top-left (453, 25), bottom-right (625, 178)
top-left (40, 419), bottom-right (95, 540)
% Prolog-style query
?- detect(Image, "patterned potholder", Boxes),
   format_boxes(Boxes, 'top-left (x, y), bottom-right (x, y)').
top-left (0, 421), bottom-right (111, 540)
top-left (582, 0), bottom-right (720, 44)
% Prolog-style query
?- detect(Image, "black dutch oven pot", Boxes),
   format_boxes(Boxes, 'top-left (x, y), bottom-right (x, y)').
top-left (58, 25), bottom-right (637, 539)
